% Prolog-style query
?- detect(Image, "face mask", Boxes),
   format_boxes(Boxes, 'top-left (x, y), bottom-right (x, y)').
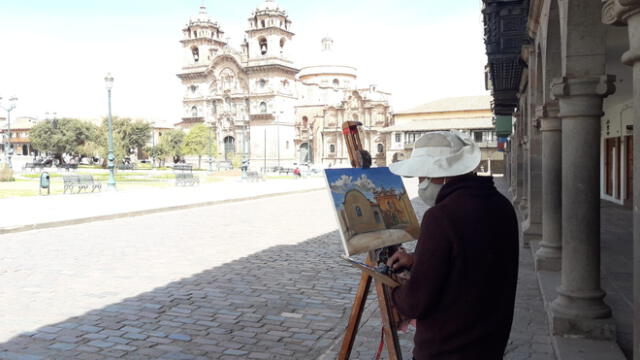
top-left (418, 179), bottom-right (443, 207)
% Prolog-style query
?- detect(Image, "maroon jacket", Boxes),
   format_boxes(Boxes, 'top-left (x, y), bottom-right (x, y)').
top-left (392, 175), bottom-right (519, 360)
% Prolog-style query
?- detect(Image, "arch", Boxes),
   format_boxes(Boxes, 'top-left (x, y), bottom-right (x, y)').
top-left (259, 79), bottom-right (266, 88)
top-left (542, 0), bottom-right (562, 103)
top-left (259, 37), bottom-right (268, 55)
top-left (280, 37), bottom-right (286, 48)
top-left (354, 205), bottom-right (363, 217)
top-left (191, 106), bottom-right (198, 117)
top-left (191, 46), bottom-right (200, 62)
top-left (259, 102), bottom-right (267, 113)
top-left (223, 136), bottom-right (236, 160)
top-left (373, 210), bottom-right (382, 224)
top-left (302, 116), bottom-right (309, 127)
top-left (377, 143), bottom-right (384, 153)
top-left (392, 152), bottom-right (405, 163)
top-left (560, 0), bottom-right (607, 77)
top-left (261, 19), bottom-right (266, 28)
top-left (300, 142), bottom-right (310, 163)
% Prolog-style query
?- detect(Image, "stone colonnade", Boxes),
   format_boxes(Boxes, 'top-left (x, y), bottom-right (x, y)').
top-left (503, 0), bottom-right (640, 357)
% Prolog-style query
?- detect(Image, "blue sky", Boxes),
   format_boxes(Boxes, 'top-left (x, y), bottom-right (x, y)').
top-left (0, 0), bottom-right (487, 122)
top-left (325, 167), bottom-right (406, 210)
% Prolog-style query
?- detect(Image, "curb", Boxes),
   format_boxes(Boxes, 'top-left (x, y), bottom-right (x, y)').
top-left (0, 187), bottom-right (325, 235)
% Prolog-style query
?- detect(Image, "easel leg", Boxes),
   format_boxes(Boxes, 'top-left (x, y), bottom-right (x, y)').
top-left (338, 271), bottom-right (373, 360)
top-left (374, 281), bottom-right (403, 360)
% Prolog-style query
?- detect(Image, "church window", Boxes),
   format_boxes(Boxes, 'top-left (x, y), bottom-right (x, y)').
top-left (259, 37), bottom-right (268, 55)
top-left (333, 79), bottom-right (340, 86)
top-left (259, 102), bottom-right (267, 113)
top-left (474, 131), bottom-right (483, 142)
top-left (191, 46), bottom-right (200, 62)
top-left (395, 133), bottom-right (401, 143)
top-left (194, 30), bottom-right (198, 38)
top-left (261, 20), bottom-right (266, 28)
top-left (330, 144), bottom-right (336, 153)
top-left (191, 106), bottom-right (198, 117)
top-left (355, 206), bottom-right (363, 217)
top-left (280, 38), bottom-right (286, 48)
top-left (190, 85), bottom-right (197, 94)
top-left (377, 143), bottom-right (384, 153)
top-left (259, 79), bottom-right (266, 88)
top-left (302, 116), bottom-right (308, 127)
top-left (374, 211), bottom-right (382, 224)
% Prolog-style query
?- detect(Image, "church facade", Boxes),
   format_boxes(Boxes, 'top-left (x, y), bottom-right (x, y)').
top-left (176, 0), bottom-right (392, 168)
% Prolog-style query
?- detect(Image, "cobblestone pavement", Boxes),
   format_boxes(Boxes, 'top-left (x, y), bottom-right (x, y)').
top-left (0, 178), bottom-right (555, 359)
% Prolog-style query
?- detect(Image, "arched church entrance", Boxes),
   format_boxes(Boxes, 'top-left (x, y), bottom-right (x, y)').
top-left (392, 152), bottom-right (405, 163)
top-left (300, 142), bottom-right (311, 163)
top-left (223, 136), bottom-right (236, 160)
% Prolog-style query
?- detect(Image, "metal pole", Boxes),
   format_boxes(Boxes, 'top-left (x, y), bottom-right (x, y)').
top-left (151, 128), bottom-right (155, 170)
top-left (107, 88), bottom-right (117, 190)
top-left (6, 108), bottom-right (12, 169)
top-left (208, 125), bottom-right (213, 172)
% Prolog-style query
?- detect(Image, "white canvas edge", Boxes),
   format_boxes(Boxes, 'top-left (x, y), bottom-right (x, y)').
top-left (322, 169), bottom-right (353, 256)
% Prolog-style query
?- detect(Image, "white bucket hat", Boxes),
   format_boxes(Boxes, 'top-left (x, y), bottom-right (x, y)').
top-left (389, 131), bottom-right (481, 178)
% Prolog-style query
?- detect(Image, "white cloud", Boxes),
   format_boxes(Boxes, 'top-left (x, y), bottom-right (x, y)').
top-left (330, 174), bottom-right (378, 194)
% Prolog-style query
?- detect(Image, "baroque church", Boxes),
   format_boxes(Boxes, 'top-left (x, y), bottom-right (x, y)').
top-left (176, 0), bottom-right (392, 168)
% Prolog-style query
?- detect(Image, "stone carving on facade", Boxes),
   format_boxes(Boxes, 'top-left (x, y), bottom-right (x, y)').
top-left (602, 0), bottom-right (640, 25)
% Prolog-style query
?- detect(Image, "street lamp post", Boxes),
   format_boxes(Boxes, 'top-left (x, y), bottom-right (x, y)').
top-left (104, 73), bottom-right (117, 191)
top-left (0, 96), bottom-right (18, 169)
top-left (208, 123), bottom-right (214, 172)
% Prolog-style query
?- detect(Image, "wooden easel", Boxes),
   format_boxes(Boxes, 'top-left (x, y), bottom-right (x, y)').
top-left (338, 121), bottom-right (403, 360)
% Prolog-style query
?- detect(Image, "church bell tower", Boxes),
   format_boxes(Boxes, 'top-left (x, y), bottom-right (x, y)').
top-left (180, 2), bottom-right (227, 68)
top-left (245, 0), bottom-right (294, 65)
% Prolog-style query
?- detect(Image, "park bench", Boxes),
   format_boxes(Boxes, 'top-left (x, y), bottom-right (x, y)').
top-left (173, 164), bottom-right (193, 172)
top-left (118, 163), bottom-right (136, 171)
top-left (63, 174), bottom-right (102, 194)
top-left (56, 163), bottom-right (78, 172)
top-left (23, 163), bottom-right (47, 171)
top-left (175, 172), bottom-right (199, 186)
top-left (246, 171), bottom-right (265, 182)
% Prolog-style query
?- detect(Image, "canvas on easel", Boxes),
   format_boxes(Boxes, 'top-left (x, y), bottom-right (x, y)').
top-left (324, 167), bottom-right (420, 256)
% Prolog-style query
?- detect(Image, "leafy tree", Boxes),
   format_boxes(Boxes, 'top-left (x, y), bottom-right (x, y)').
top-left (30, 118), bottom-right (99, 161)
top-left (97, 117), bottom-right (151, 164)
top-left (182, 124), bottom-right (214, 169)
top-left (157, 129), bottom-right (185, 164)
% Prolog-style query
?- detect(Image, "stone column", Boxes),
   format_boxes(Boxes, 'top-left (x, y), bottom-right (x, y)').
top-left (603, 1), bottom-right (640, 357)
top-left (550, 75), bottom-right (616, 339)
top-left (535, 101), bottom-right (562, 271)
top-left (523, 108), bottom-right (543, 247)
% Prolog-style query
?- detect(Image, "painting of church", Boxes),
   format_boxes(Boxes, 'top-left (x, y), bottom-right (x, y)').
top-left (325, 167), bottom-right (421, 255)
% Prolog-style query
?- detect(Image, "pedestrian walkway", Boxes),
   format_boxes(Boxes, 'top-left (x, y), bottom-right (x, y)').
top-left (0, 176), bottom-right (557, 359)
top-left (0, 177), bottom-right (325, 234)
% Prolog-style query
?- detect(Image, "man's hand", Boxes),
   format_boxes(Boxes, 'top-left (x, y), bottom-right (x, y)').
top-left (387, 248), bottom-right (414, 272)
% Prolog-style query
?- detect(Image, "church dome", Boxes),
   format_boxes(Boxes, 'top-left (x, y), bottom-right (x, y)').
top-left (298, 38), bottom-right (358, 85)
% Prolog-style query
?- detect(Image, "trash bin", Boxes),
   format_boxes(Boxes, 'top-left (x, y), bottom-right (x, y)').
top-left (39, 172), bottom-right (50, 195)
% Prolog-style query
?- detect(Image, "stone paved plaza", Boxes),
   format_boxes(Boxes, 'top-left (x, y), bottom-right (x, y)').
top-left (0, 180), bottom-right (556, 359)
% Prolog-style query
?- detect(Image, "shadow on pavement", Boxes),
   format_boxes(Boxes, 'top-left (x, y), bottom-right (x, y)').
top-left (0, 231), bottom-right (377, 360)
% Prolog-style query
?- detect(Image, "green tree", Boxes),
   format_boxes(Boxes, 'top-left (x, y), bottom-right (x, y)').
top-left (30, 118), bottom-right (99, 161)
top-left (157, 129), bottom-right (185, 164)
top-left (182, 124), bottom-right (214, 169)
top-left (97, 117), bottom-right (151, 164)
